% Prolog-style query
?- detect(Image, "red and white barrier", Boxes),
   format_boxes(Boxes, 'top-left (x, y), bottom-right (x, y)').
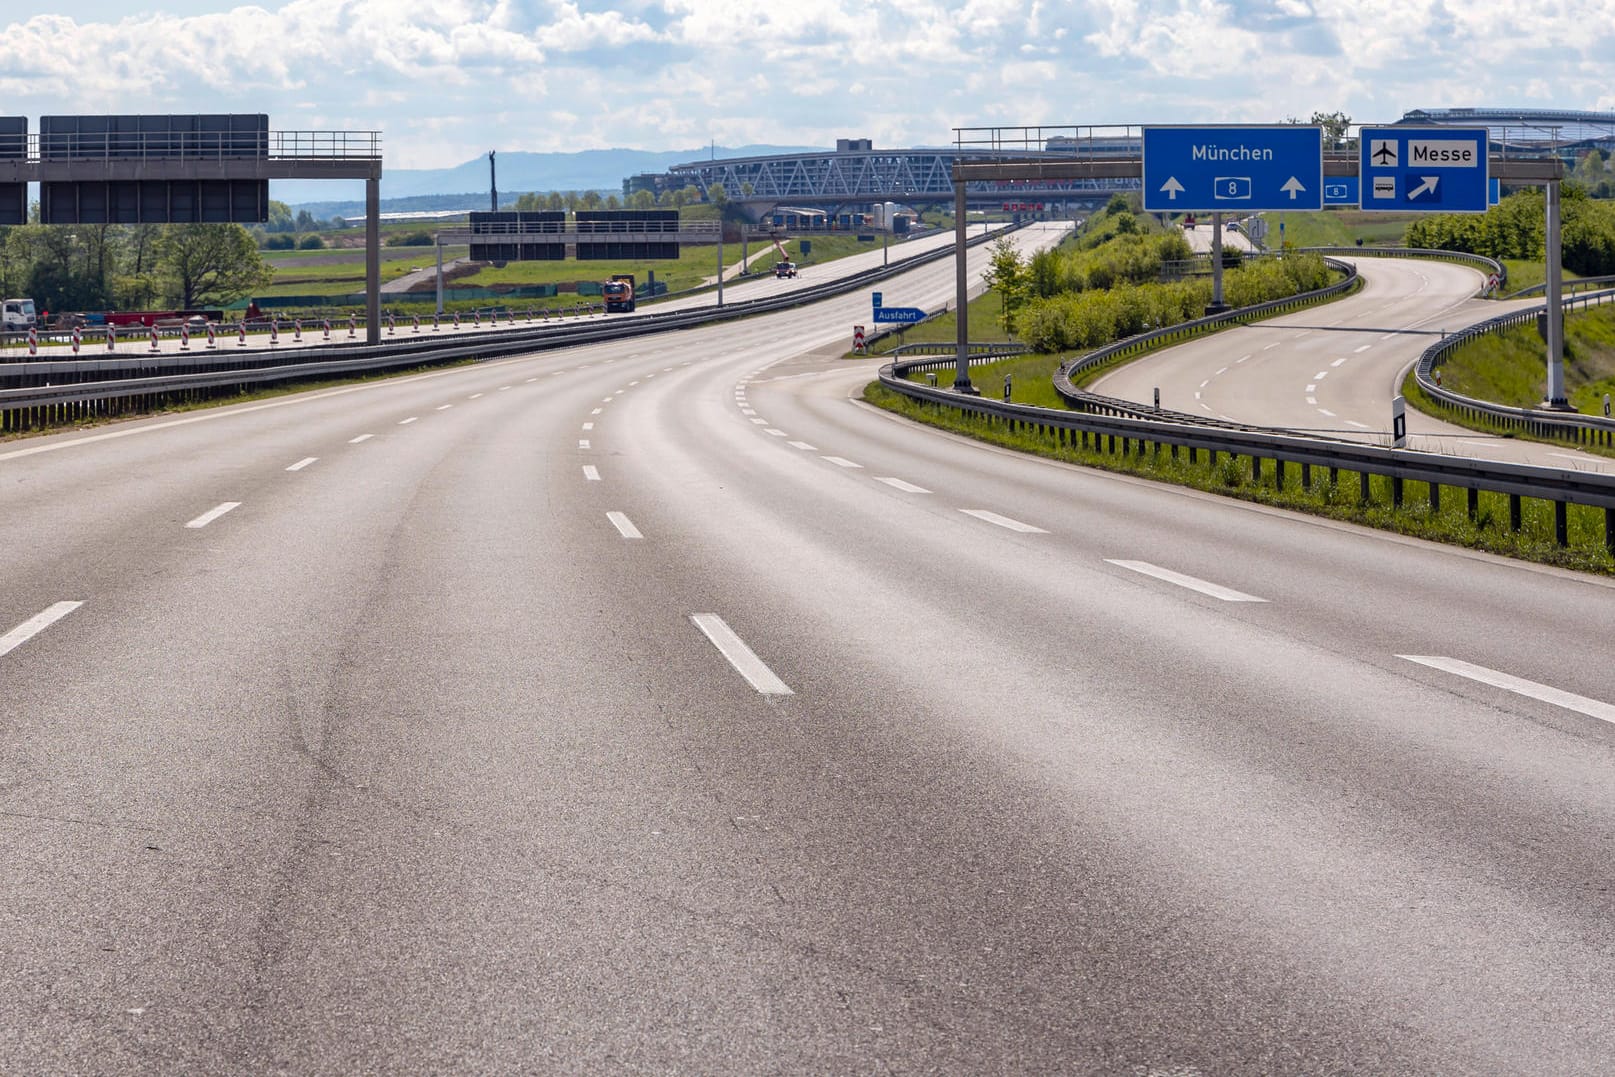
top-left (206, 323), bottom-right (217, 349)
top-left (27, 327), bottom-right (37, 357)
top-left (71, 328), bottom-right (81, 355)
top-left (149, 325), bottom-right (160, 352)
top-left (237, 321), bottom-right (247, 347)
top-left (106, 326), bottom-right (116, 351)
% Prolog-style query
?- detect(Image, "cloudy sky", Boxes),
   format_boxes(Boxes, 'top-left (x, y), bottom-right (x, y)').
top-left (4, 0), bottom-right (1612, 170)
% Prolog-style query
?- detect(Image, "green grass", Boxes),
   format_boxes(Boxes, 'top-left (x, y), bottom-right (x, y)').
top-left (864, 382), bottom-right (1615, 574)
top-left (1269, 209), bottom-right (1423, 249)
top-left (1420, 303), bottom-right (1615, 442)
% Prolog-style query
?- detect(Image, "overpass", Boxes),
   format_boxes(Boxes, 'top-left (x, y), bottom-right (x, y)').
top-left (662, 135), bottom-right (1140, 217)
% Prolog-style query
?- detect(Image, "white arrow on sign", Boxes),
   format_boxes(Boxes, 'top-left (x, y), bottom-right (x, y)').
top-left (1281, 177), bottom-right (1307, 200)
top-left (1409, 176), bottom-right (1440, 200)
top-left (1159, 177), bottom-right (1185, 201)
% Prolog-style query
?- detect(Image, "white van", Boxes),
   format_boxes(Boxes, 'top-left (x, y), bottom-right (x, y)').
top-left (3, 298), bottom-right (36, 331)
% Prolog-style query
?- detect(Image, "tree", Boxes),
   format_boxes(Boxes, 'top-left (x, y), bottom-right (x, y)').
top-left (158, 224), bottom-right (272, 308)
top-left (981, 236), bottom-right (1029, 334)
top-left (629, 189), bottom-right (656, 210)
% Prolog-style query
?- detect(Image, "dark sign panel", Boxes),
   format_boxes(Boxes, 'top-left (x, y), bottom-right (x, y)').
top-left (0, 116), bottom-right (23, 225)
top-left (470, 242), bottom-right (564, 261)
top-left (40, 179), bottom-right (267, 224)
top-left (38, 114), bottom-right (268, 159)
top-left (576, 242), bottom-right (680, 260)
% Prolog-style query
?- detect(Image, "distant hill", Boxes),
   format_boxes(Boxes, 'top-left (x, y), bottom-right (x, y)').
top-left (272, 144), bottom-right (823, 212)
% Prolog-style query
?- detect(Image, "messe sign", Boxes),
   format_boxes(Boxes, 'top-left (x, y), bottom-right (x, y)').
top-left (1359, 126), bottom-right (1489, 213)
top-left (1142, 126), bottom-right (1322, 212)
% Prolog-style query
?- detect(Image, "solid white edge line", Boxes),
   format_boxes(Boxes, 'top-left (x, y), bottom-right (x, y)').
top-left (689, 614), bottom-right (793, 696)
top-left (1104, 560), bottom-right (1267, 602)
top-left (582, 465), bottom-right (601, 481)
top-left (1398, 656), bottom-right (1615, 725)
top-left (0, 601), bottom-right (84, 659)
top-left (285, 457), bottom-right (318, 472)
top-left (960, 509), bottom-right (1048, 533)
top-left (186, 501), bottom-right (242, 529)
top-left (606, 511), bottom-right (643, 539)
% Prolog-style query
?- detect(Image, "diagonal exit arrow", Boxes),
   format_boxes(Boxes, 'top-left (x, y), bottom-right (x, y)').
top-left (1159, 176), bottom-right (1185, 201)
top-left (1409, 176), bottom-right (1440, 200)
top-left (1281, 176), bottom-right (1306, 200)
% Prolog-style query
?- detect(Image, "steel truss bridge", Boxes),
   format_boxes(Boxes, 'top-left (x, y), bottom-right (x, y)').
top-left (665, 143), bottom-right (1140, 215)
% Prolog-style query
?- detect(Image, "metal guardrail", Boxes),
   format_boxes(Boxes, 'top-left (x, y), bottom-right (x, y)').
top-left (1299, 246), bottom-right (1507, 288)
top-left (1504, 274), bottom-right (1615, 299)
top-left (0, 224), bottom-right (1010, 426)
top-left (1413, 289), bottom-right (1615, 449)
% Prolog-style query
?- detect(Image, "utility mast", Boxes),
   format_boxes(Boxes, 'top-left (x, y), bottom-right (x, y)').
top-left (489, 150), bottom-right (498, 212)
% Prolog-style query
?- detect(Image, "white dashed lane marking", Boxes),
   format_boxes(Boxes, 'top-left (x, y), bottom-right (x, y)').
top-left (822, 456), bottom-right (863, 468)
top-left (0, 602), bottom-right (84, 659)
top-left (960, 509), bottom-right (1046, 533)
top-left (398, 417), bottom-right (418, 425)
top-left (582, 466), bottom-right (601, 481)
top-left (348, 434), bottom-right (374, 444)
top-left (606, 511), bottom-right (643, 539)
top-left (690, 614), bottom-right (794, 696)
top-left (186, 502), bottom-right (241, 529)
top-left (874, 477), bottom-right (931, 494)
top-left (788, 442), bottom-right (817, 451)
top-left (286, 457), bottom-right (318, 472)
top-left (1399, 656), bottom-right (1615, 725)
top-left (1105, 560), bottom-right (1267, 602)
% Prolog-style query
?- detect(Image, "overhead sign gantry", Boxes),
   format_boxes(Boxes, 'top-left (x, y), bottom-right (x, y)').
top-left (1142, 125), bottom-right (1323, 212)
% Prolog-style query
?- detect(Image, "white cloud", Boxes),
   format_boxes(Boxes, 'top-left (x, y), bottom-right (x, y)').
top-left (1, 0), bottom-right (1613, 169)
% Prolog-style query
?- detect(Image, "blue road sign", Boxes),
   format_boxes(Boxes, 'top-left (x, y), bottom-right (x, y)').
top-left (1491, 177), bottom-right (1501, 205)
top-left (1324, 177), bottom-right (1360, 206)
top-left (1142, 126), bottom-right (1323, 212)
top-left (872, 293), bottom-right (925, 324)
top-left (1359, 126), bottom-right (1489, 213)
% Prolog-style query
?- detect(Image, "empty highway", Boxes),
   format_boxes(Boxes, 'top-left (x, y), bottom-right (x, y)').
top-left (4, 222), bottom-right (1615, 1074)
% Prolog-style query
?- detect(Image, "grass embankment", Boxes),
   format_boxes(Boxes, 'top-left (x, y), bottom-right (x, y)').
top-left (1269, 210), bottom-right (1420, 249)
top-left (1407, 303), bottom-right (1615, 456)
top-left (864, 381), bottom-right (1614, 574)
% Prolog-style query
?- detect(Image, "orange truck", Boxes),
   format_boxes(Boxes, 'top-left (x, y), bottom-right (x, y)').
top-left (602, 274), bottom-right (636, 313)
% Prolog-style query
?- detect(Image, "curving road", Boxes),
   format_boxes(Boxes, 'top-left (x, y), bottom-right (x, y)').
top-left (5, 222), bottom-right (1615, 1074)
top-left (1091, 255), bottom-right (1615, 472)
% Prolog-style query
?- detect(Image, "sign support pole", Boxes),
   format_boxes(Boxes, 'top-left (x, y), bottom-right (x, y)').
top-left (953, 179), bottom-right (976, 394)
top-left (365, 175), bottom-right (381, 345)
top-left (1543, 179), bottom-right (1569, 409)
top-left (1208, 211), bottom-right (1227, 314)
top-left (435, 233), bottom-right (444, 316)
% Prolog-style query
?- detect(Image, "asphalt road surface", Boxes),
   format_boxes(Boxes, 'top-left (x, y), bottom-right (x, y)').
top-left (5, 222), bottom-right (1615, 1074)
top-left (1093, 255), bottom-right (1614, 472)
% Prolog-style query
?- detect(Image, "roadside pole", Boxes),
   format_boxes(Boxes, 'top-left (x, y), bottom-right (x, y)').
top-left (1543, 179), bottom-right (1569, 409)
top-left (953, 179), bottom-right (976, 394)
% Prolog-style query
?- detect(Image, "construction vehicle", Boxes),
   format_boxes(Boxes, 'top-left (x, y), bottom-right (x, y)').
top-left (769, 236), bottom-right (797, 278)
top-left (602, 274), bottom-right (635, 313)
